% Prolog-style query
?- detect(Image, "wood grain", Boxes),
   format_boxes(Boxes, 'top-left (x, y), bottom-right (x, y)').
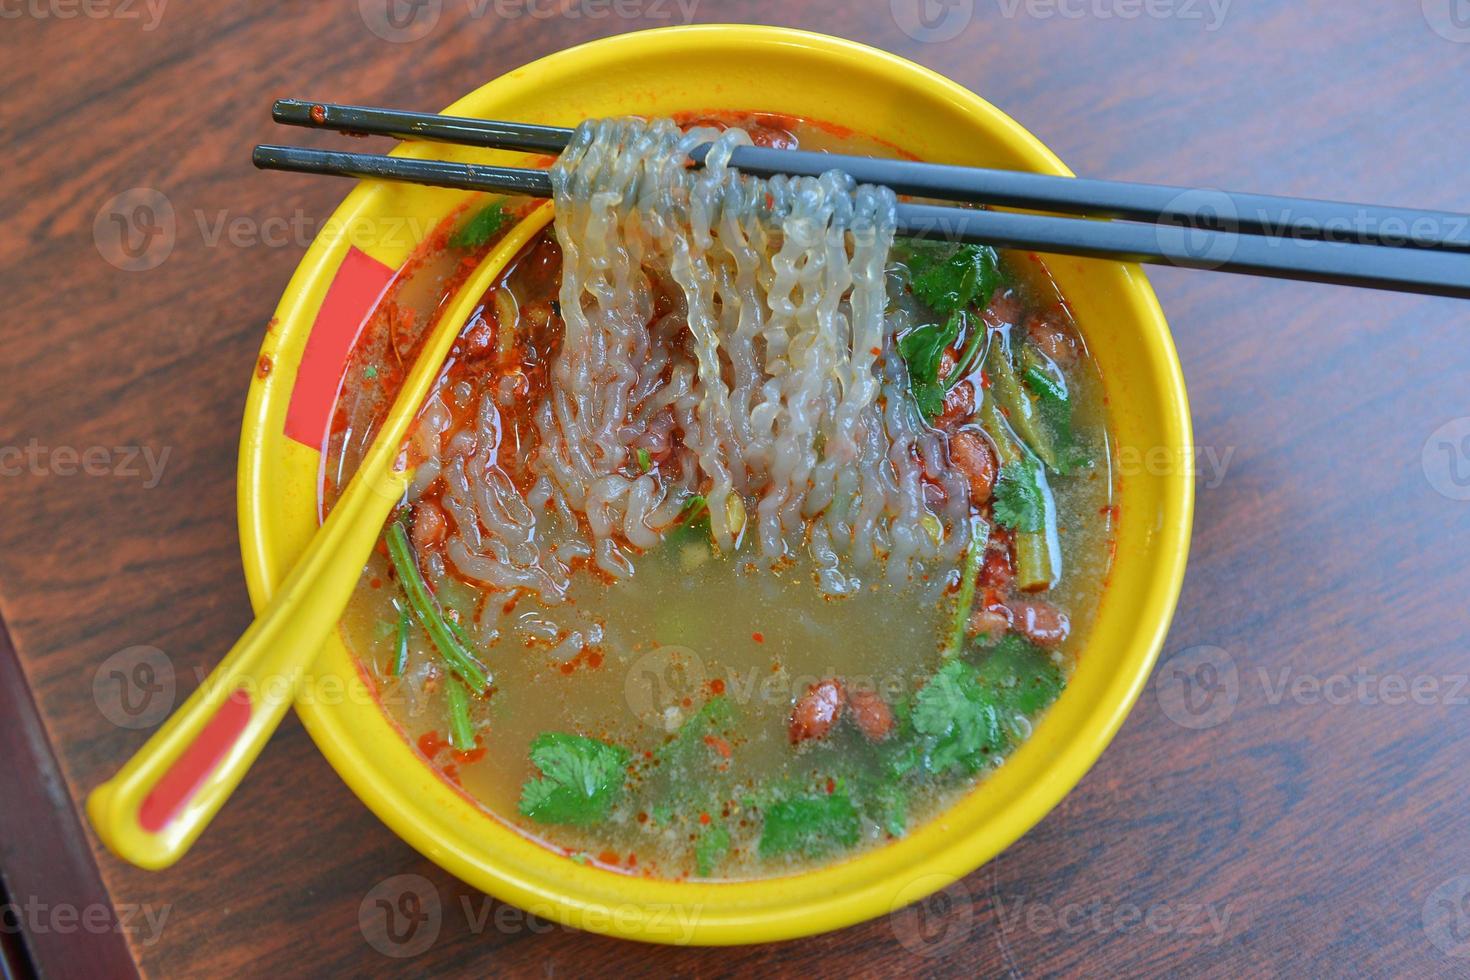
top-left (2, 1), bottom-right (1469, 975)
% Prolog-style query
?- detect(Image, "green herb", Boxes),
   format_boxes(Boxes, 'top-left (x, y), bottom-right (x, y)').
top-left (897, 311), bottom-right (963, 419)
top-left (695, 824), bottom-right (732, 877)
top-left (877, 731), bottom-right (922, 780)
top-left (992, 459), bottom-right (1046, 533)
top-left (679, 493), bottom-right (709, 523)
top-left (643, 696), bottom-right (735, 847)
top-left (867, 784), bottom-right (909, 838)
top-left (385, 521), bottom-right (490, 692)
top-left (831, 737), bottom-right (916, 837)
top-left (899, 240), bottom-right (1002, 316)
top-left (444, 677), bottom-right (476, 752)
top-left (984, 338), bottom-right (1057, 469)
top-left (911, 659), bottom-right (1004, 775)
top-left (974, 635), bottom-right (1066, 717)
top-left (392, 604), bottom-right (410, 677)
top-left (1023, 363), bottom-right (1092, 475)
top-left (363, 364), bottom-right (379, 381)
top-left (665, 492), bottom-right (713, 550)
top-left (894, 240), bottom-right (1003, 420)
top-left (569, 852), bottom-right (591, 865)
top-left (890, 691), bottom-right (913, 726)
top-left (446, 617), bottom-right (478, 656)
top-left (636, 447), bottom-right (652, 472)
top-left (908, 638), bottom-right (1067, 777)
top-left (658, 695), bottom-right (733, 769)
top-left (944, 320), bottom-right (989, 394)
top-left (758, 793), bottom-right (860, 858)
top-left (777, 638), bottom-right (1067, 846)
top-left (1023, 365), bottom-right (1066, 410)
top-left (518, 732), bottom-right (631, 825)
top-left (450, 201), bottom-right (508, 250)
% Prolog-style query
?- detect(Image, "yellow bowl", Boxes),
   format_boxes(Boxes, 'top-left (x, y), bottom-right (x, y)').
top-left (238, 25), bottom-right (1192, 944)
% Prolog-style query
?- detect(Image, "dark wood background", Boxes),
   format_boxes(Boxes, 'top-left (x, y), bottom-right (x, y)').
top-left (3, 1), bottom-right (1469, 976)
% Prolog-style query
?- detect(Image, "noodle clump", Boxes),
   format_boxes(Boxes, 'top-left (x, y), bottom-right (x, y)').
top-left (436, 117), bottom-right (968, 634)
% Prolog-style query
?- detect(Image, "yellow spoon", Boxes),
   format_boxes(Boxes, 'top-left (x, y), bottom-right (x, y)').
top-left (88, 202), bottom-right (555, 870)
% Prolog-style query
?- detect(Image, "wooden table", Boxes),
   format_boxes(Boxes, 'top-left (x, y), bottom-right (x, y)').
top-left (3, 2), bottom-right (1468, 975)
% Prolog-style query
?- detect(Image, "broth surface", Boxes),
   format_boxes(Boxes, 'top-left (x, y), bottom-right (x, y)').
top-left (326, 113), bottom-right (1116, 879)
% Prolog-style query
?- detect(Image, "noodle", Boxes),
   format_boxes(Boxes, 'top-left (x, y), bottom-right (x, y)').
top-left (435, 117), bottom-right (970, 648)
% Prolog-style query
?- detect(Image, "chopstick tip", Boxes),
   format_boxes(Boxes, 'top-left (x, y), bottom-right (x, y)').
top-left (272, 98), bottom-right (326, 126)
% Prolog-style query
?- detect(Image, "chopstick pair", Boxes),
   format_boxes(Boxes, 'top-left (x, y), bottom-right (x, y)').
top-left (253, 99), bottom-right (1470, 299)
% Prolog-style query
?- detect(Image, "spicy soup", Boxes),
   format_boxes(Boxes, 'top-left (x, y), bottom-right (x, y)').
top-left (325, 112), bottom-right (1116, 880)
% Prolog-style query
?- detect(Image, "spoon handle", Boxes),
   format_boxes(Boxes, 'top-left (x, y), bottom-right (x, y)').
top-left (87, 456), bottom-right (409, 868)
top-left (87, 202), bottom-right (555, 869)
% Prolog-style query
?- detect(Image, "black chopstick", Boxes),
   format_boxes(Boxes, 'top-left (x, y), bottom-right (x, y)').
top-left (251, 144), bottom-right (1470, 299)
top-left (273, 99), bottom-right (1470, 253)
top-left (274, 99), bottom-right (572, 154)
top-left (254, 144), bottom-right (554, 197)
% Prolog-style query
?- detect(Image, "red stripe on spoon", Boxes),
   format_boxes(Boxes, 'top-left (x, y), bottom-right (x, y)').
top-left (138, 689), bottom-right (254, 833)
top-left (284, 245), bottom-right (395, 449)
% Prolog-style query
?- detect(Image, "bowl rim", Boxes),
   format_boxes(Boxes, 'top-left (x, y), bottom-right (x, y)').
top-left (237, 24), bottom-right (1193, 945)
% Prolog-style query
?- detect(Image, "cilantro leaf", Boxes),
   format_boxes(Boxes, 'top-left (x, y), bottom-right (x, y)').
top-left (974, 634), bottom-right (1066, 717)
top-left (898, 633), bottom-right (1070, 780)
top-left (895, 239), bottom-right (1003, 421)
top-left (695, 824), bottom-right (731, 877)
top-left (900, 240), bottom-right (1003, 316)
top-left (450, 201), bottom-right (508, 250)
top-left (657, 695), bottom-right (733, 770)
top-left (898, 311), bottom-right (962, 419)
top-left (912, 659), bottom-right (1004, 775)
top-left (758, 793), bottom-right (860, 858)
top-left (992, 459), bottom-right (1046, 532)
top-left (640, 695), bottom-right (738, 870)
top-left (517, 732), bottom-right (630, 825)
